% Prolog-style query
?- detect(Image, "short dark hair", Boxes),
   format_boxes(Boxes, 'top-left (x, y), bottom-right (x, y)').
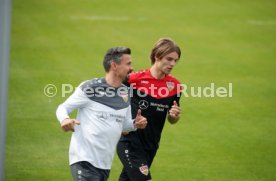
top-left (150, 38), bottom-right (181, 65)
top-left (103, 47), bottom-right (131, 72)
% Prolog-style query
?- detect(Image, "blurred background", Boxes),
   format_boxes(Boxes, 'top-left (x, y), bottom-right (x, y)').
top-left (6, 0), bottom-right (276, 180)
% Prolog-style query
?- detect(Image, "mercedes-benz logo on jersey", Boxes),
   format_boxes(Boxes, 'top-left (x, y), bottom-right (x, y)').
top-left (138, 100), bottom-right (149, 110)
top-left (96, 112), bottom-right (108, 120)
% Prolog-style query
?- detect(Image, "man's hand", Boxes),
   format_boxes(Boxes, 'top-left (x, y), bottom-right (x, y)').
top-left (61, 118), bottom-right (80, 132)
top-left (134, 109), bottom-right (147, 129)
top-left (168, 101), bottom-right (181, 124)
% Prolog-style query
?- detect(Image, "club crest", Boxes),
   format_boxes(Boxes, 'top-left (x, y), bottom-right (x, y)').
top-left (139, 165), bottom-right (149, 176)
top-left (166, 81), bottom-right (175, 91)
top-left (120, 91), bottom-right (129, 103)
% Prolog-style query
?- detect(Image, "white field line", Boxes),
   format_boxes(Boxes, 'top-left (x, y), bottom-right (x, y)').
top-left (70, 15), bottom-right (130, 21)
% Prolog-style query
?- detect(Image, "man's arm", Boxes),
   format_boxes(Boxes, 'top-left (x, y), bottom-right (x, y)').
top-left (56, 86), bottom-right (89, 131)
top-left (60, 118), bottom-right (80, 132)
top-left (123, 107), bottom-right (147, 132)
top-left (133, 109), bottom-right (147, 129)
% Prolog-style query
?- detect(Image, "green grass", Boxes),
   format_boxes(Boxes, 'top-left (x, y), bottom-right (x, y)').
top-left (6, 0), bottom-right (276, 180)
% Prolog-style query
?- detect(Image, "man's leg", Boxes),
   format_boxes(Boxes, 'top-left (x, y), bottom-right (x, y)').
top-left (117, 141), bottom-right (152, 181)
top-left (118, 167), bottom-right (130, 181)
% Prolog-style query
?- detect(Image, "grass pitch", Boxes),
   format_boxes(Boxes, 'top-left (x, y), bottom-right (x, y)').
top-left (6, 0), bottom-right (276, 180)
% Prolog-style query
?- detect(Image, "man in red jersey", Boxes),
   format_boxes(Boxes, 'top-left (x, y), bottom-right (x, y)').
top-left (117, 38), bottom-right (182, 181)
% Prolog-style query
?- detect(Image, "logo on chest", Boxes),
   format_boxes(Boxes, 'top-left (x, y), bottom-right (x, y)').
top-left (138, 100), bottom-right (149, 110)
top-left (119, 91), bottom-right (129, 103)
top-left (96, 112), bottom-right (108, 120)
top-left (166, 81), bottom-right (175, 91)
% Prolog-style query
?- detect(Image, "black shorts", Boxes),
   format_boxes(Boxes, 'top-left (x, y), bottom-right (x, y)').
top-left (70, 161), bottom-right (110, 181)
top-left (117, 141), bottom-right (157, 181)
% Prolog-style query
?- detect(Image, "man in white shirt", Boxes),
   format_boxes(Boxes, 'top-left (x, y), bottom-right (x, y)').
top-left (56, 47), bottom-right (147, 181)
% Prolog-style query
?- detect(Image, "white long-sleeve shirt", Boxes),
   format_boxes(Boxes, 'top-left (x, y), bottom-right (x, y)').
top-left (56, 78), bottom-right (135, 169)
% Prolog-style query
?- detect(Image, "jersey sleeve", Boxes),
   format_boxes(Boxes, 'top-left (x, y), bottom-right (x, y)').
top-left (56, 85), bottom-right (89, 124)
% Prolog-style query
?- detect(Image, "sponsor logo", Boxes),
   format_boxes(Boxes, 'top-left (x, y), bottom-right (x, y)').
top-left (96, 112), bottom-right (108, 120)
top-left (141, 80), bottom-right (149, 84)
top-left (115, 118), bottom-right (123, 123)
top-left (156, 107), bottom-right (164, 112)
top-left (138, 100), bottom-right (149, 110)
